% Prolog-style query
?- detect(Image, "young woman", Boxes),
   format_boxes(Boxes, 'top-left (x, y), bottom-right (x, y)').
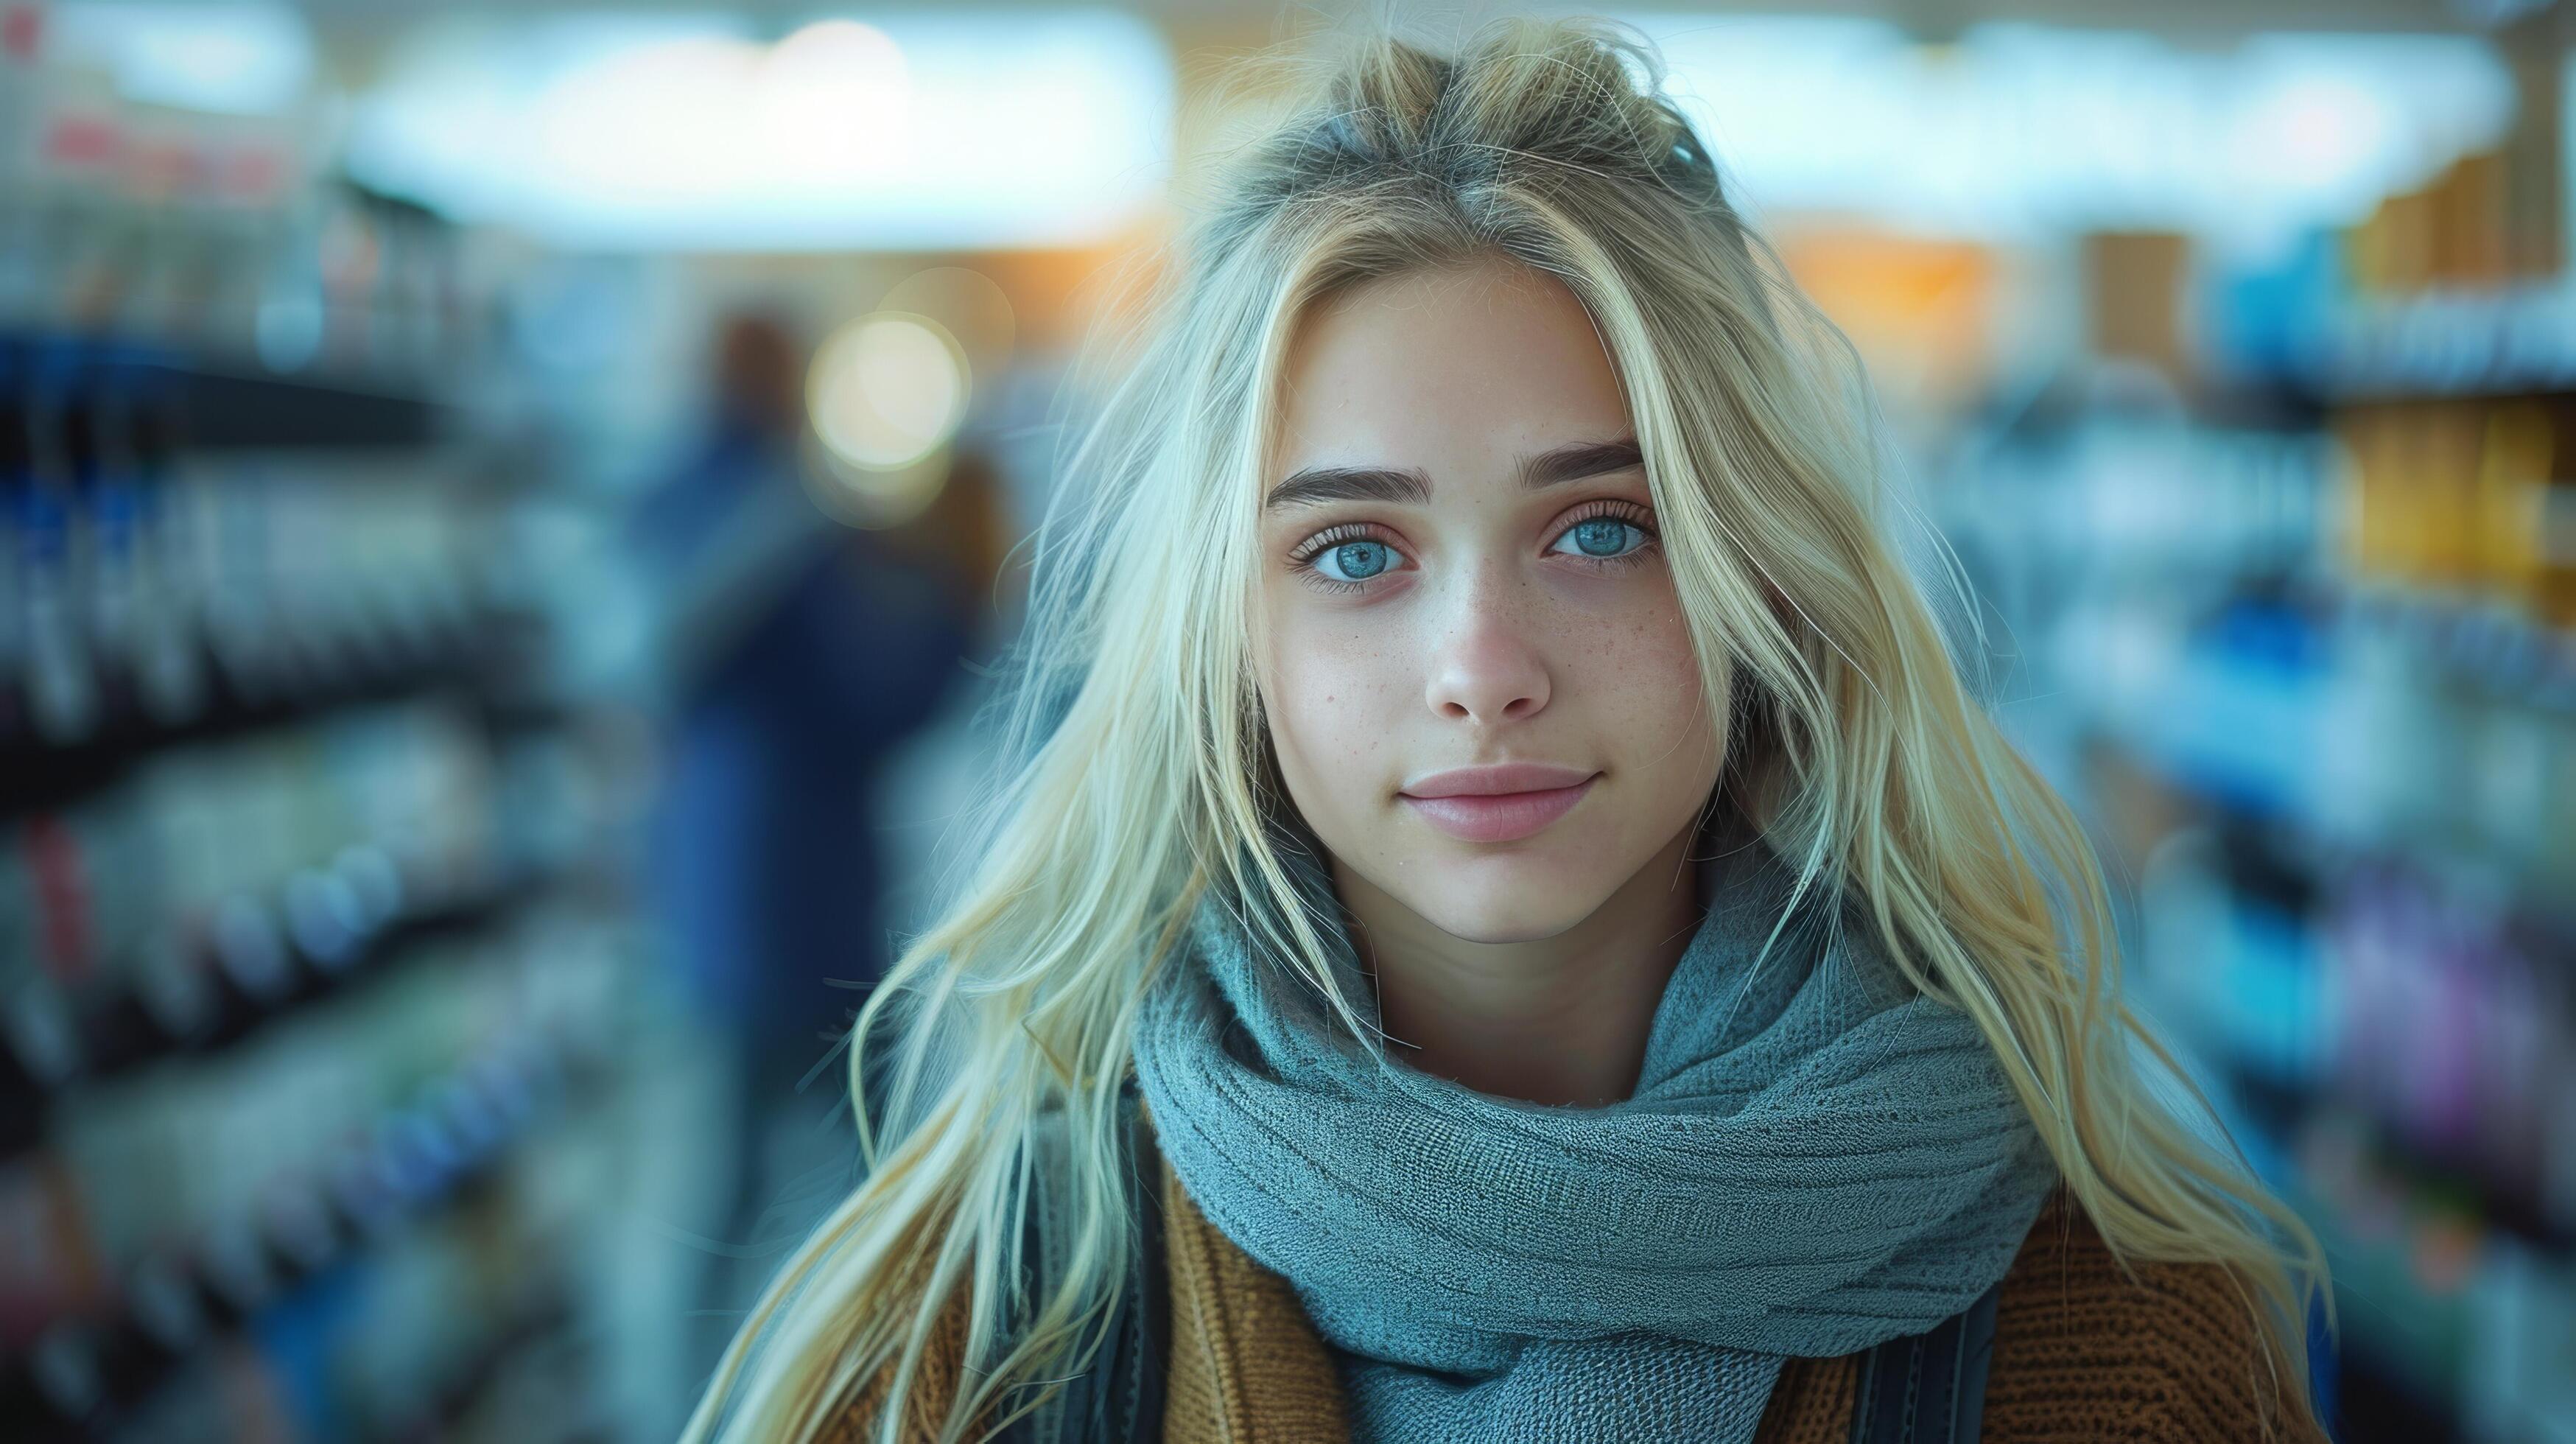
top-left (684, 18), bottom-right (2335, 1444)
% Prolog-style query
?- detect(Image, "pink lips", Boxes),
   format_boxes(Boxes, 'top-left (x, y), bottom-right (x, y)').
top-left (1398, 763), bottom-right (1600, 844)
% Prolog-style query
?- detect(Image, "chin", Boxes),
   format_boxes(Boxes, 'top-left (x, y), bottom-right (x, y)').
top-left (1397, 855), bottom-right (1610, 944)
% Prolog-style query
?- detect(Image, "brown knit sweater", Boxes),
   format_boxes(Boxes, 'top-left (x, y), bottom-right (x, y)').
top-left (836, 1138), bottom-right (2326, 1443)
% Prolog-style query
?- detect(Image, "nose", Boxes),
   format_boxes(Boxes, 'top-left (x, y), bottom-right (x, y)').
top-left (1422, 573), bottom-right (1551, 726)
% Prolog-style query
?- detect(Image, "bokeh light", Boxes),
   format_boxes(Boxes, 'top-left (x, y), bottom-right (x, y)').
top-left (877, 266), bottom-right (1017, 379)
top-left (801, 311), bottom-right (971, 527)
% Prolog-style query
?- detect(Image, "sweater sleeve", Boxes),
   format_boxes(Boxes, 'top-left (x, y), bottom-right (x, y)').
top-left (1983, 1187), bottom-right (2331, 1444)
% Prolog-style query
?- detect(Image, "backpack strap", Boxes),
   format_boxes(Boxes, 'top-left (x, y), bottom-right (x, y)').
top-left (1002, 1088), bottom-right (1169, 1444)
top-left (1105, 1089), bottom-right (1169, 1441)
top-left (1847, 1277), bottom-right (2003, 1444)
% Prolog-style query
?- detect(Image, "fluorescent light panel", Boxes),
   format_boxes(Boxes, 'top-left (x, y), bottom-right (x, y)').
top-left (344, 9), bottom-right (1174, 251)
top-left (1620, 15), bottom-right (2515, 246)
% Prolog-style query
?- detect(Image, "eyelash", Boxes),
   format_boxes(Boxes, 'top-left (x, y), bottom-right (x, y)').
top-left (1285, 500), bottom-right (1662, 596)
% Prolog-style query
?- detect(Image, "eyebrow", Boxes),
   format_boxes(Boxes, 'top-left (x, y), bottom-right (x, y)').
top-left (1263, 436), bottom-right (1645, 511)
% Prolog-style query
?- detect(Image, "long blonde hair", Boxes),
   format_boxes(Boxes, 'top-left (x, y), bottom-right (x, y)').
top-left (683, 18), bottom-right (2334, 1443)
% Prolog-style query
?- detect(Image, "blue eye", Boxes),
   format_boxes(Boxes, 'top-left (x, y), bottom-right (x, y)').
top-left (1288, 508), bottom-right (1653, 595)
top-left (1551, 517), bottom-right (1649, 561)
top-left (1314, 539), bottom-right (1394, 581)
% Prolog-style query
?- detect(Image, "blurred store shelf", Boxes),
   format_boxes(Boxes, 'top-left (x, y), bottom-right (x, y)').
top-left (0, 840), bottom-right (622, 1162)
top-left (0, 611), bottom-right (505, 818)
top-left (1944, 262), bottom-right (2576, 1440)
top-left (3, 10), bottom-right (682, 1440)
top-left (0, 337), bottom-right (460, 452)
top-left (2320, 284), bottom-right (2576, 401)
top-left (0, 1017), bottom-right (613, 1442)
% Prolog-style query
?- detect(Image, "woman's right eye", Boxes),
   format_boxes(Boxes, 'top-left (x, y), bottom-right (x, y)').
top-left (1287, 523), bottom-right (1407, 593)
top-left (1313, 539), bottom-right (1394, 582)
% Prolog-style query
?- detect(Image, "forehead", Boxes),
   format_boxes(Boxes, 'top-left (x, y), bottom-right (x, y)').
top-left (1271, 259), bottom-right (1631, 483)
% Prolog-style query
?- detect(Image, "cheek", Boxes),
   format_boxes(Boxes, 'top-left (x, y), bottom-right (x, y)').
top-left (1571, 589), bottom-right (1720, 765)
top-left (1257, 597), bottom-right (1408, 815)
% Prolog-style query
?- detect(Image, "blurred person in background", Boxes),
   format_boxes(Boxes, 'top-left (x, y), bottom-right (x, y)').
top-left (630, 309), bottom-right (982, 1384)
top-left (684, 20), bottom-right (2337, 1444)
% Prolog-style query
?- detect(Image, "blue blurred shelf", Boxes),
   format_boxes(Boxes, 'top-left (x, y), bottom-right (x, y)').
top-left (0, 1024), bottom-right (607, 1440)
top-left (2316, 284), bottom-right (2576, 402)
top-left (1, 333), bottom-right (461, 453)
top-left (0, 608), bottom-right (512, 818)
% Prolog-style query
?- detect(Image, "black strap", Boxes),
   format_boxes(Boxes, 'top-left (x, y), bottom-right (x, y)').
top-left (1001, 1090), bottom-right (1168, 1444)
top-left (1847, 1278), bottom-right (2003, 1444)
top-left (1108, 1091), bottom-right (1169, 1442)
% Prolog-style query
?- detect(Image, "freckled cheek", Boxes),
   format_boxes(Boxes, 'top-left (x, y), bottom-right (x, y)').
top-left (1261, 609), bottom-right (1408, 793)
top-left (1567, 597), bottom-right (1710, 761)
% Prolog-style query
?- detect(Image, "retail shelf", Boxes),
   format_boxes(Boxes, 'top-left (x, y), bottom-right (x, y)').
top-left (0, 850), bottom-right (616, 1163)
top-left (404, 1289), bottom-right (585, 1443)
top-left (1, 333), bottom-right (462, 453)
top-left (0, 1026), bottom-right (608, 1442)
top-left (2208, 1047), bottom-right (2575, 1257)
top-left (2316, 284), bottom-right (2576, 402)
top-left (2107, 707), bottom-right (2576, 956)
top-left (2337, 585), bottom-right (2576, 715)
top-left (2074, 586), bottom-right (2576, 930)
top-left (152, 357), bottom-right (458, 452)
top-left (0, 600), bottom-right (535, 820)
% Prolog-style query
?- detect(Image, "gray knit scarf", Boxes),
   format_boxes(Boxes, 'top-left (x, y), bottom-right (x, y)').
top-left (1131, 812), bottom-right (2060, 1443)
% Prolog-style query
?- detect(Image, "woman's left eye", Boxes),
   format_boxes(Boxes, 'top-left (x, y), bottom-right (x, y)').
top-left (1548, 516), bottom-right (1652, 561)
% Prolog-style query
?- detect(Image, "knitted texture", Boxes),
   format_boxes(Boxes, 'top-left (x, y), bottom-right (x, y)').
top-left (1131, 813), bottom-right (2063, 1444)
top-left (1159, 1141), bottom-right (1354, 1443)
top-left (1749, 1351), bottom-right (1859, 1443)
top-left (826, 1171), bottom-right (2328, 1444)
top-left (1156, 1167), bottom-right (2331, 1444)
top-left (1976, 1187), bottom-right (2326, 1443)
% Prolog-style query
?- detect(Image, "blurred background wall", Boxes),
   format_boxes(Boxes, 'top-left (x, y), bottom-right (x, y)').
top-left (1, 1), bottom-right (2572, 1440)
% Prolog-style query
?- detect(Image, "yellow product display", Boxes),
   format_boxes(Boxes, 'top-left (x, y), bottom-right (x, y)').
top-left (2337, 397), bottom-right (2573, 626)
top-left (2479, 404), bottom-right (2558, 609)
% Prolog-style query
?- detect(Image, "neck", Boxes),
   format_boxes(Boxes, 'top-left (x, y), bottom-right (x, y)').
top-left (1330, 821), bottom-right (1707, 1109)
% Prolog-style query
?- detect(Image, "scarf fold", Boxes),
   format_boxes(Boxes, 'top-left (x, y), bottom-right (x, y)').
top-left (1131, 812), bottom-right (2061, 1444)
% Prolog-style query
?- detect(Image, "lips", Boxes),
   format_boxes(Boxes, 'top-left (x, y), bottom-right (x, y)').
top-left (1398, 764), bottom-right (1600, 844)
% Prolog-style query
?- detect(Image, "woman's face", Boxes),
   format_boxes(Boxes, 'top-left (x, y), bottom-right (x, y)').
top-left (1254, 258), bottom-right (1727, 944)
